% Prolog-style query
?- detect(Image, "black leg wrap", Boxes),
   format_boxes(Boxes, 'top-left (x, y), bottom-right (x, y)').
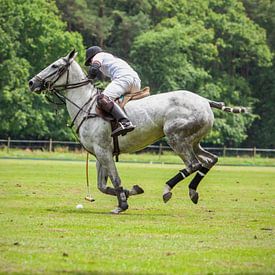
top-left (188, 167), bottom-right (210, 190)
top-left (166, 169), bottom-right (190, 189)
top-left (116, 187), bottom-right (128, 210)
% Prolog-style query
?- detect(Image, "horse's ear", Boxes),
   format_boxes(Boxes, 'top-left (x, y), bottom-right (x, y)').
top-left (67, 49), bottom-right (78, 62)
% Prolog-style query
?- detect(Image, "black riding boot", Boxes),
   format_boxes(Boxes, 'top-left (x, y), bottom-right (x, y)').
top-left (97, 94), bottom-right (135, 137)
top-left (110, 103), bottom-right (135, 137)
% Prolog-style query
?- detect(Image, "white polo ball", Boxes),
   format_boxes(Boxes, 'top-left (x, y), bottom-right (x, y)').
top-left (76, 204), bottom-right (83, 209)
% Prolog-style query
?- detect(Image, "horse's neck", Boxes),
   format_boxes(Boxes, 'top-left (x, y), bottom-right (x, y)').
top-left (64, 62), bottom-right (96, 125)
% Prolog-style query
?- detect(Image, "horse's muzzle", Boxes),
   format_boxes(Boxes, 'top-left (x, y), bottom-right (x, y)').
top-left (28, 77), bottom-right (44, 93)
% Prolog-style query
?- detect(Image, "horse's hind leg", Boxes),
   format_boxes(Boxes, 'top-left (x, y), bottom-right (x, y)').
top-left (163, 140), bottom-right (202, 203)
top-left (188, 144), bottom-right (218, 203)
top-left (96, 160), bottom-right (144, 197)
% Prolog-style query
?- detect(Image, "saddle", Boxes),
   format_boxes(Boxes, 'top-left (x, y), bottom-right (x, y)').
top-left (96, 86), bottom-right (150, 120)
top-left (116, 86), bottom-right (150, 109)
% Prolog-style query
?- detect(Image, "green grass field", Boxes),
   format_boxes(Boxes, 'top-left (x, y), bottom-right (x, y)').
top-left (0, 157), bottom-right (274, 274)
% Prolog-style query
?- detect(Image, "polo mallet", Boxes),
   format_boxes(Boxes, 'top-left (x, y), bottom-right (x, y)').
top-left (85, 152), bottom-right (95, 202)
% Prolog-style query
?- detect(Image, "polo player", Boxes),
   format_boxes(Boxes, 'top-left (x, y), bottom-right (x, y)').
top-left (85, 46), bottom-right (140, 137)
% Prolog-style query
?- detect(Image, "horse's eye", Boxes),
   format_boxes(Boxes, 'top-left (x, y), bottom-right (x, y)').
top-left (52, 64), bottom-right (58, 68)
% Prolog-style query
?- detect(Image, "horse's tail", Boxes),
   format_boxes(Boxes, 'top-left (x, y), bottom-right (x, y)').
top-left (208, 100), bottom-right (248, 113)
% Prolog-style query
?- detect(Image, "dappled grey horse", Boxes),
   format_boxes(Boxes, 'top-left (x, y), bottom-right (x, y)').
top-left (29, 50), bottom-right (246, 214)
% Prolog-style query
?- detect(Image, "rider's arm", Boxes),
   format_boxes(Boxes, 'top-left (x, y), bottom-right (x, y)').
top-left (89, 62), bottom-right (100, 79)
top-left (88, 61), bottom-right (101, 79)
top-left (88, 52), bottom-right (104, 79)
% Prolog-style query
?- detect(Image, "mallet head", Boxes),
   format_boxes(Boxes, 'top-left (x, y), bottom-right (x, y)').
top-left (85, 196), bottom-right (95, 202)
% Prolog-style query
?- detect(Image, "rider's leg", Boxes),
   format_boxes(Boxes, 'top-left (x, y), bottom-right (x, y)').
top-left (97, 79), bottom-right (138, 137)
top-left (97, 94), bottom-right (135, 136)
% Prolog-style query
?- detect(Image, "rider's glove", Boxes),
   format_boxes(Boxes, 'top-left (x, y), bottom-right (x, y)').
top-left (88, 62), bottom-right (101, 79)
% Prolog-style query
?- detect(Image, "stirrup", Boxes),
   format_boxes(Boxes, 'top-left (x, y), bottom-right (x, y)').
top-left (111, 121), bottom-right (135, 137)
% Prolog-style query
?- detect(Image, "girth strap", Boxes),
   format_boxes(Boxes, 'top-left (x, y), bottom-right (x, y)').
top-left (111, 121), bottom-right (120, 162)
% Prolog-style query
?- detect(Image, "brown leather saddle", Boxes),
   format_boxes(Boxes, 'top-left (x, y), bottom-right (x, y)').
top-left (117, 86), bottom-right (150, 109)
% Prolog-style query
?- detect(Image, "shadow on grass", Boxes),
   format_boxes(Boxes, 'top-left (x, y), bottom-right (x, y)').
top-left (45, 207), bottom-right (172, 217)
top-left (58, 271), bottom-right (160, 275)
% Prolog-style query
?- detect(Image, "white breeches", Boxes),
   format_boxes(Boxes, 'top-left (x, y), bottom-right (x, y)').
top-left (103, 75), bottom-right (141, 100)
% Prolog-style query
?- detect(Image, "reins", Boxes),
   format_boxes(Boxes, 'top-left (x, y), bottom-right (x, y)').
top-left (56, 90), bottom-right (99, 134)
top-left (47, 67), bottom-right (121, 161)
top-left (40, 58), bottom-right (99, 133)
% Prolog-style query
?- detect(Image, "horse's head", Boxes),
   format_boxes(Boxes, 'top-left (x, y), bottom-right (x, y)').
top-left (29, 49), bottom-right (78, 93)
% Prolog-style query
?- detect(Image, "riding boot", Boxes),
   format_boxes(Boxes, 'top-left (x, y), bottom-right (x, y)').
top-left (97, 94), bottom-right (135, 137)
top-left (110, 103), bottom-right (135, 137)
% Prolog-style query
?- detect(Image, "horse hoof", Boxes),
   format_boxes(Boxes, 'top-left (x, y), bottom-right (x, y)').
top-left (132, 185), bottom-right (144, 195)
top-left (119, 201), bottom-right (129, 211)
top-left (189, 188), bottom-right (199, 204)
top-left (163, 192), bottom-right (172, 203)
top-left (110, 207), bottom-right (124, 214)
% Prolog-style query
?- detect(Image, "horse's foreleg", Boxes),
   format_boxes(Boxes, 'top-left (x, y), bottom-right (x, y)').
top-left (96, 160), bottom-right (144, 197)
top-left (95, 147), bottom-right (128, 213)
top-left (96, 160), bottom-right (117, 196)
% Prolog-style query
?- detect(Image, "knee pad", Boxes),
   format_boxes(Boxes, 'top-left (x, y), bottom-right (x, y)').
top-left (97, 94), bottom-right (114, 112)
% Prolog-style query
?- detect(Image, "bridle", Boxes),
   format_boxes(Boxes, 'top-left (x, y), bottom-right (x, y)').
top-left (35, 57), bottom-right (98, 133)
top-left (35, 57), bottom-right (91, 92)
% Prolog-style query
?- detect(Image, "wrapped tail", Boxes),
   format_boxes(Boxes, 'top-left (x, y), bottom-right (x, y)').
top-left (209, 100), bottom-right (247, 113)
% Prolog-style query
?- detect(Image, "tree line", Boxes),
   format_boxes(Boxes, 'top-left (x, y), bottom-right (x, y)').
top-left (0, 0), bottom-right (274, 147)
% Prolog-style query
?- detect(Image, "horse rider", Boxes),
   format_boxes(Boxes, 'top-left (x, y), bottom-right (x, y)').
top-left (85, 46), bottom-right (141, 137)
